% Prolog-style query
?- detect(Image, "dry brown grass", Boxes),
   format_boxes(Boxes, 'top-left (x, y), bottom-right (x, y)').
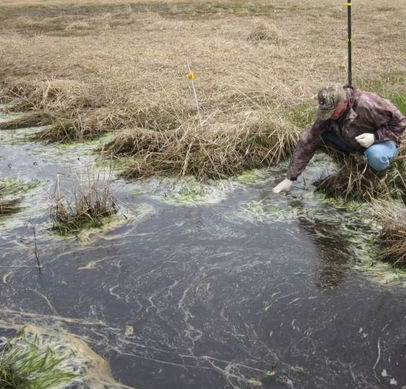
top-left (373, 202), bottom-right (406, 267)
top-left (247, 23), bottom-right (283, 43)
top-left (0, 0), bottom-right (405, 176)
top-left (50, 171), bottom-right (117, 234)
top-left (102, 111), bottom-right (300, 179)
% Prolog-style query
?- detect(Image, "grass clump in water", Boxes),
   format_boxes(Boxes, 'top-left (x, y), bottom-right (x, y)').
top-left (0, 329), bottom-right (80, 389)
top-left (314, 137), bottom-right (406, 203)
top-left (373, 202), bottom-right (406, 268)
top-left (50, 170), bottom-right (118, 235)
top-left (102, 115), bottom-right (300, 181)
top-left (31, 120), bottom-right (79, 143)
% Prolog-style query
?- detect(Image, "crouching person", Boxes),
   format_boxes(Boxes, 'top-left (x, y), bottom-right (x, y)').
top-left (273, 85), bottom-right (406, 194)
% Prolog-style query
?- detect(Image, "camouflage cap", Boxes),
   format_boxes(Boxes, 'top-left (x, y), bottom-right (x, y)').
top-left (316, 86), bottom-right (347, 121)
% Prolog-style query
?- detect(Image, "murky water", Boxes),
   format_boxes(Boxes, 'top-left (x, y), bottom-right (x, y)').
top-left (0, 108), bottom-right (406, 389)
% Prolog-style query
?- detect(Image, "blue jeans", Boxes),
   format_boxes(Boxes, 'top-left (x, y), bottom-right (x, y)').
top-left (364, 141), bottom-right (398, 172)
top-left (322, 133), bottom-right (398, 172)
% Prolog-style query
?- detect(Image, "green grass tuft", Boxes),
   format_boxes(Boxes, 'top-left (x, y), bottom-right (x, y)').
top-left (0, 330), bottom-right (80, 389)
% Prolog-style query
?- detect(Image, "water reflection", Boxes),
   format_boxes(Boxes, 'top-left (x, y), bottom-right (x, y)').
top-left (288, 192), bottom-right (379, 290)
top-left (298, 214), bottom-right (354, 289)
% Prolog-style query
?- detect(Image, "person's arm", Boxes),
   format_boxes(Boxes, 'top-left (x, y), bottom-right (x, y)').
top-left (286, 121), bottom-right (325, 180)
top-left (273, 121), bottom-right (324, 193)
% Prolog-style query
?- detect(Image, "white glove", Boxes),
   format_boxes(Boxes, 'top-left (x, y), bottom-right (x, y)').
top-left (272, 178), bottom-right (293, 194)
top-left (355, 133), bottom-right (375, 148)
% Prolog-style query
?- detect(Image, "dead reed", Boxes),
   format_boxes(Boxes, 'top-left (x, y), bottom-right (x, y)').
top-left (373, 202), bottom-right (406, 267)
top-left (50, 171), bottom-right (117, 234)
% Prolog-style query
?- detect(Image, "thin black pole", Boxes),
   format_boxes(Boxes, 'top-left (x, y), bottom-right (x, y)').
top-left (347, 1), bottom-right (352, 86)
top-left (33, 225), bottom-right (42, 270)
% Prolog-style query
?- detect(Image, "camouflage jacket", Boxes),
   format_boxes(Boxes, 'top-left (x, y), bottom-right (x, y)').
top-left (286, 87), bottom-right (406, 180)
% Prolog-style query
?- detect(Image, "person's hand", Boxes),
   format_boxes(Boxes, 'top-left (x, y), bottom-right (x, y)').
top-left (355, 133), bottom-right (375, 148)
top-left (272, 178), bottom-right (293, 194)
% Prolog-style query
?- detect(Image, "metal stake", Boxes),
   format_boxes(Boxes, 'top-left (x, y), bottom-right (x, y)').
top-left (347, 1), bottom-right (352, 86)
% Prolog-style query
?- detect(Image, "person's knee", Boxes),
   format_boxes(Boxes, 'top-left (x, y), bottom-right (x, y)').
top-left (366, 148), bottom-right (390, 172)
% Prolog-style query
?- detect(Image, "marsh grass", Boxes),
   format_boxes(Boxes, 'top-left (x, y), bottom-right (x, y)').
top-left (32, 120), bottom-right (84, 143)
top-left (102, 113), bottom-right (300, 180)
top-left (314, 155), bottom-right (406, 202)
top-left (314, 130), bottom-right (406, 202)
top-left (50, 170), bottom-right (118, 234)
top-left (0, 329), bottom-right (79, 389)
top-left (373, 202), bottom-right (406, 267)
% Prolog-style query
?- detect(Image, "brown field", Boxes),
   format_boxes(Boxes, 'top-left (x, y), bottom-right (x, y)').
top-left (0, 0), bottom-right (405, 179)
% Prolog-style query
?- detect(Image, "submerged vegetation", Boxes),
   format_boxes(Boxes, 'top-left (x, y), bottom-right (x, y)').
top-left (50, 171), bottom-right (117, 235)
top-left (0, 178), bottom-right (39, 216)
top-left (0, 330), bottom-right (80, 389)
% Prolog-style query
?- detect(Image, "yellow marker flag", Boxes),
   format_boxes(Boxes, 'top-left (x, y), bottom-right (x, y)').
top-left (187, 71), bottom-right (195, 81)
